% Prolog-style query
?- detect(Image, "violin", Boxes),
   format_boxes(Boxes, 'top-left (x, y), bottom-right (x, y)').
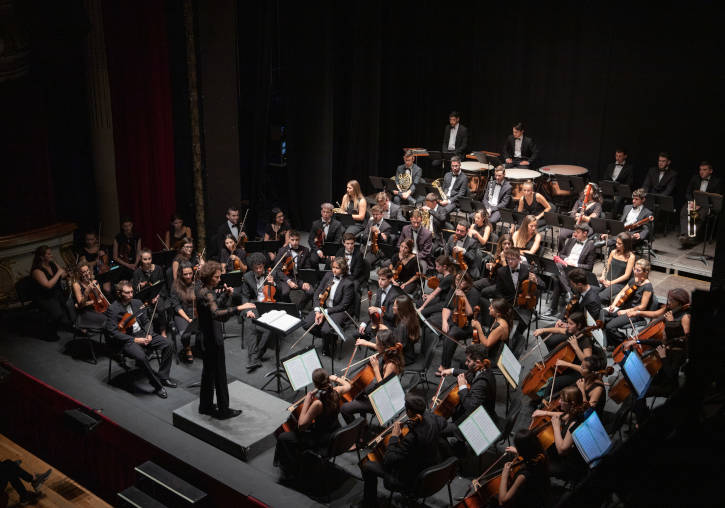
top-left (314, 228), bottom-right (325, 249)
top-left (87, 280), bottom-right (109, 313)
top-left (471, 306), bottom-right (481, 343)
top-left (318, 280), bottom-right (334, 307)
top-left (97, 250), bottom-right (111, 274)
top-left (452, 294), bottom-right (468, 328)
top-left (119, 241), bottom-right (134, 265)
top-left (611, 303), bottom-right (690, 363)
top-left (563, 295), bottom-right (579, 320)
top-left (454, 249), bottom-right (468, 272)
top-left (576, 183), bottom-right (593, 225)
top-left (516, 278), bottom-right (538, 310)
top-left (455, 454), bottom-right (525, 508)
top-left (262, 268), bottom-right (276, 302)
top-left (520, 321), bottom-right (603, 399)
top-left (117, 303), bottom-right (149, 334)
top-left (613, 283), bottom-right (639, 309)
top-left (370, 229), bottom-right (379, 255)
top-left (281, 253), bottom-right (295, 276)
top-left (416, 272), bottom-right (439, 289)
top-left (361, 413), bottom-right (423, 466)
top-left (391, 262), bottom-right (404, 282)
top-left (488, 257), bottom-right (502, 280)
top-left (624, 215), bottom-right (654, 231)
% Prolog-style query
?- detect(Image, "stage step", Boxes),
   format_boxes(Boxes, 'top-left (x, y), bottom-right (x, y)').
top-left (135, 461), bottom-right (208, 506)
top-left (117, 486), bottom-right (168, 508)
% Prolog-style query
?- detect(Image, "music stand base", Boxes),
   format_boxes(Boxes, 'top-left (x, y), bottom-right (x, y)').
top-left (685, 253), bottom-right (712, 266)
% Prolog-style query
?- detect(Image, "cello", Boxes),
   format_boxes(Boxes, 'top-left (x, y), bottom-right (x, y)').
top-left (454, 453), bottom-right (525, 508)
top-left (611, 303), bottom-right (690, 363)
top-left (520, 321), bottom-right (603, 399)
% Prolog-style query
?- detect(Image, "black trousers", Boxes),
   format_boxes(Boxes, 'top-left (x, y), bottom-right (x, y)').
top-left (340, 396), bottom-right (373, 424)
top-left (242, 310), bottom-right (270, 364)
top-left (121, 334), bottom-right (171, 389)
top-left (441, 324), bottom-right (471, 368)
top-left (301, 309), bottom-right (347, 352)
top-left (604, 312), bottom-right (644, 346)
top-left (200, 337), bottom-right (230, 411)
top-left (276, 429), bottom-right (333, 477)
top-left (1, 460), bottom-right (32, 497)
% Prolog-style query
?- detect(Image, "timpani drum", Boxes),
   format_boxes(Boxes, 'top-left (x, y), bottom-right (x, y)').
top-left (538, 164), bottom-right (588, 197)
top-left (505, 167), bottom-right (542, 201)
top-left (461, 160), bottom-right (493, 195)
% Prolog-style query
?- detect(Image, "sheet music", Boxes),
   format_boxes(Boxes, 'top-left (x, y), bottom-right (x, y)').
top-left (458, 406), bottom-right (501, 456)
top-left (300, 348), bottom-right (321, 378)
top-left (497, 344), bottom-right (522, 389)
top-left (370, 376), bottom-right (405, 425)
top-left (322, 309), bottom-right (348, 342)
top-left (257, 309), bottom-right (301, 333)
top-left (586, 311), bottom-right (605, 348)
top-left (572, 411), bottom-right (612, 466)
top-left (282, 348), bottom-right (322, 391)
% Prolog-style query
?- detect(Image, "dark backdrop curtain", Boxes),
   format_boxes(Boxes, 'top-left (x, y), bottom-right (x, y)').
top-left (260, 2), bottom-right (723, 227)
top-left (103, 0), bottom-right (176, 250)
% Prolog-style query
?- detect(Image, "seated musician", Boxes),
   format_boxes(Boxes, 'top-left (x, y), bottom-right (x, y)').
top-left (376, 191), bottom-right (404, 221)
top-left (219, 234), bottom-right (247, 273)
top-left (605, 188), bottom-right (652, 248)
top-left (444, 220), bottom-right (479, 278)
top-left (131, 248), bottom-right (167, 336)
top-left (499, 430), bottom-right (551, 507)
top-left (165, 213), bottom-right (193, 251)
top-left (468, 209), bottom-right (495, 252)
top-left (384, 294), bottom-right (421, 365)
top-left (436, 272), bottom-right (480, 369)
top-left (678, 161), bottom-right (721, 247)
top-left (573, 356), bottom-right (608, 414)
top-left (417, 255), bottom-right (456, 318)
top-left (557, 183), bottom-right (603, 251)
top-left (397, 209), bottom-right (434, 273)
top-left (239, 253), bottom-right (272, 371)
top-left (172, 238), bottom-right (203, 281)
top-left (358, 393), bottom-right (448, 508)
top-left (470, 298), bottom-right (513, 361)
top-left (620, 288), bottom-right (690, 351)
top-left (78, 230), bottom-right (108, 275)
top-left (215, 206), bottom-right (246, 259)
top-left (340, 180), bottom-right (368, 236)
top-left (438, 156), bottom-right (468, 216)
top-left (336, 233), bottom-right (366, 298)
top-left (275, 368), bottom-right (351, 483)
top-left (264, 207), bottom-right (291, 247)
top-left (512, 215), bottom-right (541, 256)
top-left (435, 343), bottom-right (496, 423)
top-left (274, 230), bottom-right (313, 307)
top-left (548, 226), bottom-right (596, 315)
top-left (301, 256), bottom-right (355, 356)
top-left (392, 150), bottom-right (422, 206)
top-left (598, 232), bottom-right (635, 304)
top-left (532, 311), bottom-right (606, 396)
top-left (105, 280), bottom-right (175, 398)
top-left (642, 151), bottom-right (677, 197)
top-left (170, 262), bottom-right (198, 363)
top-left (602, 148), bottom-right (635, 215)
top-left (309, 202), bottom-right (344, 268)
top-left (389, 239), bottom-right (421, 297)
top-left (482, 166), bottom-right (512, 225)
top-left (517, 181), bottom-right (551, 227)
top-left (358, 267), bottom-right (402, 335)
top-left (474, 233), bottom-right (513, 295)
top-left (495, 248), bottom-right (539, 306)
top-left (113, 217), bottom-right (142, 278)
top-left (553, 268), bottom-right (603, 324)
top-left (502, 122), bottom-right (539, 168)
top-left (72, 262), bottom-right (109, 330)
top-left (360, 205), bottom-right (393, 270)
top-left (421, 192), bottom-right (448, 234)
top-left (341, 330), bottom-right (405, 423)
top-left (30, 245), bottom-right (71, 337)
top-left (604, 258), bottom-right (653, 346)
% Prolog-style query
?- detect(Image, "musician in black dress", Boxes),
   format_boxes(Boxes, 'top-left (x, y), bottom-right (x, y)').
top-left (71, 262), bottom-right (108, 330)
top-left (30, 246), bottom-right (70, 336)
top-left (386, 294), bottom-right (421, 365)
top-left (389, 239), bottom-right (421, 297)
top-left (196, 261), bottom-right (255, 418)
top-left (78, 230), bottom-right (108, 275)
top-left (437, 271), bottom-right (480, 369)
top-left (604, 258), bottom-right (654, 346)
top-left (598, 232), bottom-right (635, 304)
top-left (219, 234), bottom-right (247, 273)
top-left (171, 238), bottom-right (203, 282)
top-left (469, 298), bottom-right (512, 361)
top-left (517, 181), bottom-right (551, 227)
top-left (169, 262), bottom-right (198, 363)
top-left (498, 430), bottom-right (551, 507)
top-left (164, 213), bottom-right (193, 251)
top-left (417, 255), bottom-right (456, 318)
top-left (113, 217), bottom-right (142, 278)
top-left (131, 249), bottom-right (168, 336)
top-left (105, 280), bottom-right (174, 398)
top-left (468, 209), bottom-right (495, 252)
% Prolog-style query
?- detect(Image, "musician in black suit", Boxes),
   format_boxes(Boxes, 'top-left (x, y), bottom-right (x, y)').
top-left (679, 161), bottom-right (722, 246)
top-left (444, 220), bottom-right (479, 278)
top-left (441, 111), bottom-right (469, 158)
top-left (239, 253), bottom-right (272, 371)
top-left (376, 191), bottom-right (404, 221)
top-left (502, 122), bottom-right (539, 167)
top-left (214, 206), bottom-right (246, 259)
top-left (642, 152), bottom-right (677, 196)
top-left (603, 148), bottom-right (635, 215)
top-left (482, 166), bottom-right (512, 225)
top-left (398, 210), bottom-right (434, 272)
top-left (360, 205), bottom-right (393, 269)
top-left (439, 156), bottom-right (469, 215)
top-left (606, 188), bottom-right (653, 248)
top-left (336, 232), bottom-right (366, 291)
top-left (309, 203), bottom-right (344, 267)
top-left (549, 225), bottom-right (597, 314)
top-left (273, 230), bottom-right (313, 306)
top-left (422, 192), bottom-right (449, 235)
top-left (105, 280), bottom-right (174, 398)
top-left (553, 269), bottom-right (603, 333)
top-left (301, 257), bottom-right (355, 356)
top-left (393, 151), bottom-right (423, 206)
top-left (358, 267), bottom-right (402, 334)
top-left (495, 248), bottom-right (534, 305)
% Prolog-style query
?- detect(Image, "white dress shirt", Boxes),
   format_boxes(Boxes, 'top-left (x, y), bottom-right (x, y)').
top-left (447, 174), bottom-right (458, 197)
top-left (126, 304), bottom-right (142, 335)
top-left (228, 220), bottom-right (239, 240)
top-left (326, 276), bottom-right (342, 308)
top-left (611, 163), bottom-right (624, 181)
top-left (448, 124), bottom-right (458, 151)
top-left (625, 206), bottom-right (641, 226)
top-left (564, 240), bottom-right (586, 267)
top-left (514, 137), bottom-right (522, 158)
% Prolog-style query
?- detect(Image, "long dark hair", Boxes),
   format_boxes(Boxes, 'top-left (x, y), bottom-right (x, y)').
top-left (31, 245), bottom-right (51, 271)
top-left (377, 329), bottom-right (404, 372)
top-left (312, 368), bottom-right (339, 409)
top-left (394, 294), bottom-right (420, 344)
top-left (490, 297), bottom-right (513, 333)
top-left (172, 261), bottom-right (195, 303)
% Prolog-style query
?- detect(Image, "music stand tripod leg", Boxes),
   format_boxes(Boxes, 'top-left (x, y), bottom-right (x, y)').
top-left (262, 330), bottom-right (291, 393)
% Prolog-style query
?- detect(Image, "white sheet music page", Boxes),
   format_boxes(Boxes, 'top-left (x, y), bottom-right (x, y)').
top-left (258, 309), bottom-right (301, 333)
top-left (458, 406), bottom-right (501, 456)
top-left (497, 343), bottom-right (522, 388)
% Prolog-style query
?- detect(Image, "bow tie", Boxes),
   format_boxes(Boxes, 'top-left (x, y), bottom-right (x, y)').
top-left (334, 276), bottom-right (341, 281)
top-left (511, 269), bottom-right (519, 273)
top-left (577, 241), bottom-right (585, 245)
top-left (702, 178), bottom-right (710, 182)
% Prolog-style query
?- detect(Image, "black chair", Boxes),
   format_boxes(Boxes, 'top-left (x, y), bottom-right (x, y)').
top-left (105, 329), bottom-right (163, 384)
top-left (401, 335), bottom-right (439, 395)
top-left (385, 456), bottom-right (459, 506)
top-left (14, 276), bottom-right (38, 310)
top-left (64, 295), bottom-right (104, 364)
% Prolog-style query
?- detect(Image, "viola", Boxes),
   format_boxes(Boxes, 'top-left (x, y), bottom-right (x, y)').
top-left (563, 295), bottom-right (579, 320)
top-left (516, 278), bottom-right (538, 310)
top-left (262, 269), bottom-right (276, 302)
top-left (314, 228), bottom-right (325, 249)
top-left (87, 281), bottom-right (109, 313)
top-left (454, 249), bottom-right (468, 272)
top-left (452, 294), bottom-right (468, 328)
top-left (520, 321), bottom-right (603, 399)
top-left (117, 303), bottom-right (149, 334)
top-left (471, 305), bottom-right (481, 343)
top-left (611, 303), bottom-right (690, 363)
top-left (624, 215), bottom-right (654, 231)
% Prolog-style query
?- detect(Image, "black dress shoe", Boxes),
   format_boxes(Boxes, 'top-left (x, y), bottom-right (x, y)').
top-left (215, 408), bottom-right (242, 420)
top-left (246, 361), bottom-right (262, 371)
top-left (199, 404), bottom-right (218, 416)
top-left (154, 387), bottom-right (168, 399)
top-left (161, 379), bottom-right (177, 388)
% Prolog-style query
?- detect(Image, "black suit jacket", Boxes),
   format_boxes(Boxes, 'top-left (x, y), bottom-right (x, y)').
top-left (336, 245), bottom-right (365, 282)
top-left (495, 263), bottom-right (531, 304)
top-left (384, 411), bottom-right (448, 485)
top-left (274, 246), bottom-right (312, 284)
top-left (240, 270), bottom-right (263, 304)
top-left (215, 221), bottom-right (244, 257)
top-left (105, 299), bottom-right (151, 343)
top-left (442, 124), bottom-right (469, 156)
top-left (383, 202), bottom-right (404, 221)
top-left (502, 135), bottom-right (539, 165)
top-left (444, 235), bottom-right (478, 266)
top-left (559, 238), bottom-right (596, 271)
top-left (685, 174), bottom-right (722, 200)
top-left (451, 368), bottom-right (496, 420)
top-left (620, 205), bottom-right (654, 240)
top-left (361, 218), bottom-right (393, 245)
top-left (642, 167), bottom-right (677, 196)
top-left (558, 287), bottom-right (603, 322)
top-left (482, 180), bottom-right (513, 213)
top-left (365, 284), bottom-right (403, 329)
top-left (441, 171), bottom-right (469, 203)
top-left (313, 272), bottom-right (355, 314)
top-left (308, 218), bottom-right (344, 251)
top-left (398, 225), bottom-right (434, 266)
top-left (603, 162), bottom-right (635, 186)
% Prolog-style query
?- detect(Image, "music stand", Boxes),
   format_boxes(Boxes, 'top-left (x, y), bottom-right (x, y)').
top-left (368, 175), bottom-right (387, 192)
top-left (152, 249), bottom-right (177, 268)
top-left (457, 197), bottom-right (476, 214)
top-left (386, 218), bottom-right (409, 236)
top-left (615, 183), bottom-right (632, 199)
top-left (378, 242), bottom-right (397, 261)
top-left (644, 193), bottom-right (673, 255)
top-left (333, 212), bottom-right (355, 228)
top-left (245, 240), bottom-right (283, 254)
top-left (383, 178), bottom-right (399, 195)
top-left (96, 264), bottom-right (123, 286)
top-left (297, 268), bottom-right (321, 286)
top-left (599, 180), bottom-right (616, 199)
top-left (589, 217), bottom-right (625, 238)
top-left (687, 191), bottom-right (723, 265)
top-left (322, 242), bottom-right (342, 258)
top-left (135, 280), bottom-right (164, 303)
top-left (220, 271), bottom-right (243, 288)
top-left (254, 301), bottom-right (303, 393)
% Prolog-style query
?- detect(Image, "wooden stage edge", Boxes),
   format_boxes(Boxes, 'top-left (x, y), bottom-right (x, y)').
top-left (0, 434), bottom-right (110, 508)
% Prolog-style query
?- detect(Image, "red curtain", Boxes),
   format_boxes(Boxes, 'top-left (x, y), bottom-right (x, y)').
top-left (103, 0), bottom-right (176, 250)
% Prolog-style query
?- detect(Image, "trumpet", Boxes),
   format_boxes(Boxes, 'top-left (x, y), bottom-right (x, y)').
top-left (687, 200), bottom-right (698, 238)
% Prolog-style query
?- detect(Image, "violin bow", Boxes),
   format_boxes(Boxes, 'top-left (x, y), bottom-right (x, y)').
top-left (288, 321), bottom-right (318, 351)
top-left (258, 254), bottom-right (288, 291)
top-left (445, 265), bottom-right (469, 307)
top-left (362, 218), bottom-right (373, 258)
top-left (430, 374), bottom-right (447, 410)
top-left (342, 345), bottom-right (359, 380)
top-left (143, 297), bottom-right (160, 339)
top-left (520, 332), bottom-right (554, 362)
top-left (548, 367), bottom-right (558, 404)
top-left (156, 233), bottom-right (170, 251)
top-left (414, 252), bottom-right (426, 289)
